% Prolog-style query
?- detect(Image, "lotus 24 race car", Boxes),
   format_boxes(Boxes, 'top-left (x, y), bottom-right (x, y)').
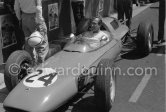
top-left (3, 17), bottom-right (154, 112)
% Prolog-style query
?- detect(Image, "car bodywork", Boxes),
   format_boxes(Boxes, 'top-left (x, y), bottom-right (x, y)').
top-left (3, 17), bottom-right (129, 112)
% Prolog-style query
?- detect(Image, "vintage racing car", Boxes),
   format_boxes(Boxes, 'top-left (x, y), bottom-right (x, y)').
top-left (3, 17), bottom-right (154, 112)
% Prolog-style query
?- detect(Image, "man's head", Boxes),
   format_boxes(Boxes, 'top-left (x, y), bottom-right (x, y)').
top-left (89, 17), bottom-right (102, 33)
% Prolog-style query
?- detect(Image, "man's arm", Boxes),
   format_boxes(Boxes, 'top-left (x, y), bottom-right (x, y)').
top-left (14, 0), bottom-right (21, 20)
top-left (35, 0), bottom-right (44, 24)
top-left (36, 0), bottom-right (42, 6)
top-left (35, 0), bottom-right (47, 36)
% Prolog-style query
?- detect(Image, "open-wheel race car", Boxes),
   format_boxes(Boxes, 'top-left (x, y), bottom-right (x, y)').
top-left (3, 17), bottom-right (154, 112)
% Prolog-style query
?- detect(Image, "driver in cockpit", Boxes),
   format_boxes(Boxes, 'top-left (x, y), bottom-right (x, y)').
top-left (70, 17), bottom-right (109, 48)
top-left (85, 17), bottom-right (109, 42)
top-left (75, 17), bottom-right (109, 48)
top-left (89, 17), bottom-right (102, 33)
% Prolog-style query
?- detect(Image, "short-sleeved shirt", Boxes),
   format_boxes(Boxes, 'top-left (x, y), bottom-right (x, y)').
top-left (14, 0), bottom-right (37, 20)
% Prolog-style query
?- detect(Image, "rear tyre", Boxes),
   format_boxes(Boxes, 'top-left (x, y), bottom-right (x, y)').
top-left (4, 50), bottom-right (32, 91)
top-left (94, 59), bottom-right (116, 112)
top-left (136, 22), bottom-right (154, 55)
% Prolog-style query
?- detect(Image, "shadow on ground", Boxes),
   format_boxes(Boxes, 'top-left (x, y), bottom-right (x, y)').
top-left (71, 96), bottom-right (98, 112)
top-left (121, 50), bottom-right (147, 60)
top-left (54, 95), bottom-right (104, 112)
top-left (151, 42), bottom-right (165, 54)
top-left (54, 84), bottom-right (110, 112)
top-left (121, 42), bottom-right (165, 60)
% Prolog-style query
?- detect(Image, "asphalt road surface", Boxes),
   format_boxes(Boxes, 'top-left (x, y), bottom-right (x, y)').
top-left (0, 2), bottom-right (165, 112)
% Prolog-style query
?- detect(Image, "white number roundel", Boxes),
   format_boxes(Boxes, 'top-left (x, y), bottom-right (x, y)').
top-left (23, 68), bottom-right (58, 88)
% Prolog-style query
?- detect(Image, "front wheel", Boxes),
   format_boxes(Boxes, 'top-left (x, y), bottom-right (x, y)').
top-left (4, 50), bottom-right (32, 91)
top-left (94, 59), bottom-right (116, 112)
top-left (136, 22), bottom-right (154, 55)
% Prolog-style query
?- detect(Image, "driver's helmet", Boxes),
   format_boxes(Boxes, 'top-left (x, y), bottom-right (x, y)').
top-left (27, 31), bottom-right (44, 48)
top-left (89, 17), bottom-right (102, 33)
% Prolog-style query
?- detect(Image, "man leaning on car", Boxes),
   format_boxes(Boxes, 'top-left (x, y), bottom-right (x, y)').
top-left (14, 0), bottom-right (49, 65)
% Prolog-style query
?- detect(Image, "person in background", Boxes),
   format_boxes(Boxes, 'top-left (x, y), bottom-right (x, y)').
top-left (157, 0), bottom-right (165, 44)
top-left (4, 0), bottom-right (15, 13)
top-left (14, 0), bottom-right (37, 37)
top-left (117, 0), bottom-right (133, 30)
top-left (14, 0), bottom-right (49, 65)
top-left (133, 0), bottom-right (140, 6)
top-left (117, 0), bottom-right (134, 49)
top-left (4, 0), bottom-right (25, 48)
top-left (71, 0), bottom-right (85, 26)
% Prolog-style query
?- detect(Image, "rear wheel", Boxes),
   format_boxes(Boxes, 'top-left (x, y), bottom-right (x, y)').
top-left (94, 59), bottom-right (116, 112)
top-left (4, 50), bottom-right (32, 91)
top-left (136, 22), bottom-right (154, 55)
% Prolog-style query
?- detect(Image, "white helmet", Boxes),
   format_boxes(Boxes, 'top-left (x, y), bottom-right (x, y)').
top-left (27, 31), bottom-right (43, 48)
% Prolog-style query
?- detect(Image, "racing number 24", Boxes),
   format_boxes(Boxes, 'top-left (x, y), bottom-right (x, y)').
top-left (25, 70), bottom-right (57, 86)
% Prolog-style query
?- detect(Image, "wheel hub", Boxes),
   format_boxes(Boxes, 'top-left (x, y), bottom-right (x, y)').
top-left (18, 62), bottom-right (31, 81)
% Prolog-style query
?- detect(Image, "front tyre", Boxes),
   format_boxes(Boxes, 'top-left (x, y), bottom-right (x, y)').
top-left (4, 50), bottom-right (32, 91)
top-left (136, 22), bottom-right (154, 55)
top-left (94, 59), bottom-right (116, 112)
